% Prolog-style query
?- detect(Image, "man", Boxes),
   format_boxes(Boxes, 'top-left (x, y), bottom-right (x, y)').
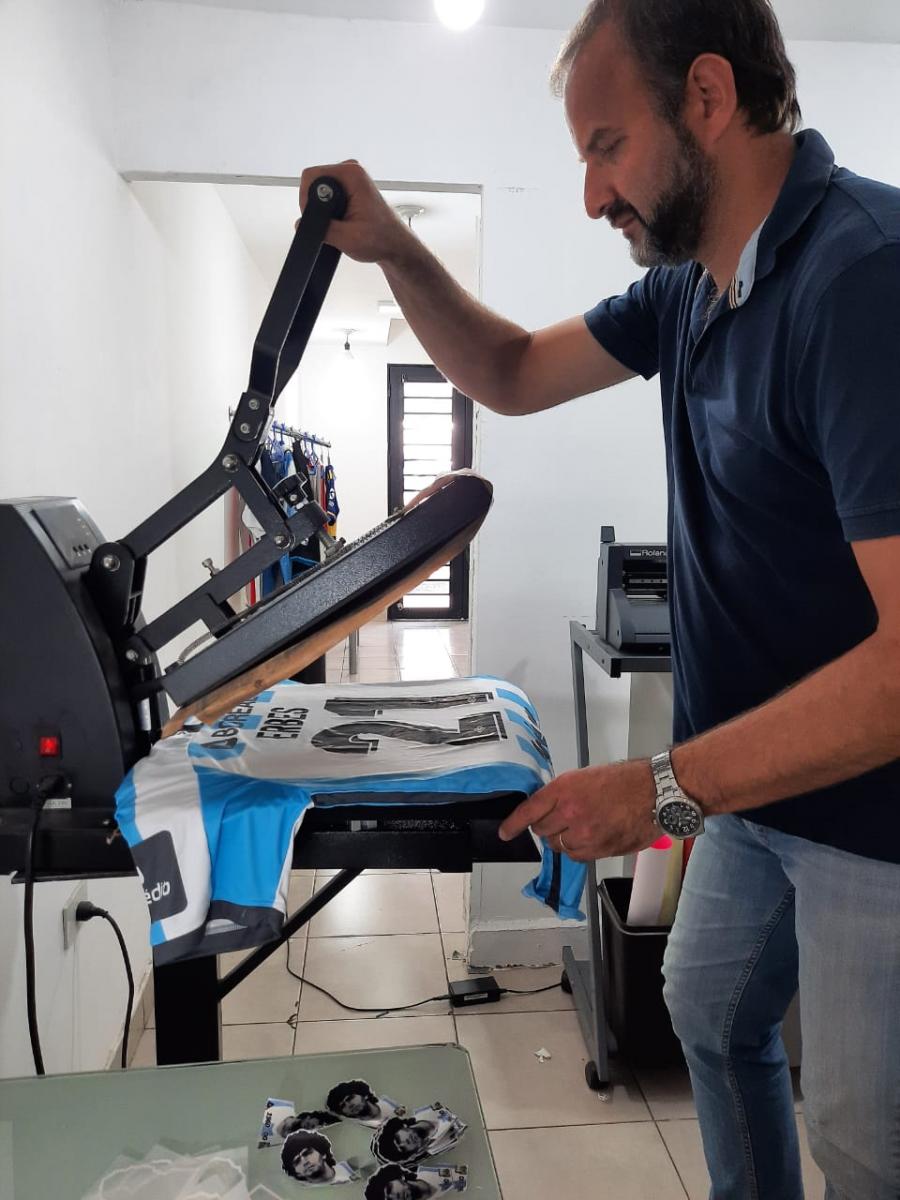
top-left (364, 1163), bottom-right (462, 1200)
top-left (281, 1129), bottom-right (339, 1183)
top-left (374, 1115), bottom-right (439, 1164)
top-left (300, 1), bottom-right (900, 1196)
top-left (326, 1079), bottom-right (401, 1125)
top-left (278, 1110), bottom-right (340, 1137)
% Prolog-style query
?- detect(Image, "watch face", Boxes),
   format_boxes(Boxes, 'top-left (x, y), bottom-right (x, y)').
top-left (658, 800), bottom-right (702, 838)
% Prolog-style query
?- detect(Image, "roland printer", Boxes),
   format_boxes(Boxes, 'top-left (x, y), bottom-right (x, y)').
top-left (595, 525), bottom-right (670, 654)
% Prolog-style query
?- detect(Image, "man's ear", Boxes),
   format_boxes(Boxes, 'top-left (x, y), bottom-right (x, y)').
top-left (683, 52), bottom-right (739, 144)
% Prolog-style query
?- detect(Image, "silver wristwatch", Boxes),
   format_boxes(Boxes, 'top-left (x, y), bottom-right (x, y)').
top-left (650, 750), bottom-right (705, 840)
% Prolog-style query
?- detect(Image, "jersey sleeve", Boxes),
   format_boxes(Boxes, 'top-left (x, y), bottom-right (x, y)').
top-left (583, 268), bottom-right (667, 381)
top-left (794, 243), bottom-right (900, 541)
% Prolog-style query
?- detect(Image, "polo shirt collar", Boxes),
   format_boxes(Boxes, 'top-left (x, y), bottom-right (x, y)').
top-left (729, 219), bottom-right (765, 308)
top-left (728, 128), bottom-right (836, 309)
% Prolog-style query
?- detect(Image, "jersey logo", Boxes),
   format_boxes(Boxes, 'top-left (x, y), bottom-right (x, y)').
top-left (130, 830), bottom-right (188, 922)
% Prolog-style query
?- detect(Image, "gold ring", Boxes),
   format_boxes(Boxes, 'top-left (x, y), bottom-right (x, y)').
top-left (559, 833), bottom-right (570, 854)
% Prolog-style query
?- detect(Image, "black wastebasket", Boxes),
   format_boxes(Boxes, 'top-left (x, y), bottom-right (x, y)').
top-left (600, 877), bottom-right (685, 1067)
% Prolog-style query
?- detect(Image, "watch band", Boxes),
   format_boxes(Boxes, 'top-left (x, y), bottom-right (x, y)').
top-left (650, 750), bottom-right (683, 808)
top-left (650, 749), bottom-right (706, 836)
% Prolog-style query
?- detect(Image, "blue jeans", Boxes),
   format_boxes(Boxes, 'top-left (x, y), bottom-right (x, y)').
top-left (661, 814), bottom-right (900, 1199)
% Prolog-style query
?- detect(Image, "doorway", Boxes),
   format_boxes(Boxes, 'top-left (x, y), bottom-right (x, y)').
top-left (386, 363), bottom-right (474, 620)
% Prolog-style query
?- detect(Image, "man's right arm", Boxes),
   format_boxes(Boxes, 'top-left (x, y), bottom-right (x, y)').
top-left (299, 162), bottom-right (635, 416)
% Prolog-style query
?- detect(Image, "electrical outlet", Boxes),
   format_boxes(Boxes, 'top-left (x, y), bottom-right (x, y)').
top-left (61, 882), bottom-right (87, 951)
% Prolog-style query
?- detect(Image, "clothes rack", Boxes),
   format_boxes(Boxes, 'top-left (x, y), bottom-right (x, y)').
top-left (271, 420), bottom-right (330, 449)
top-left (226, 407), bottom-right (330, 449)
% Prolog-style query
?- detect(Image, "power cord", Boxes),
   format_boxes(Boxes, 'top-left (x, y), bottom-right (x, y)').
top-left (284, 950), bottom-right (451, 1020)
top-left (490, 983), bottom-right (562, 996)
top-left (283, 942), bottom-right (561, 1025)
top-left (76, 902), bottom-right (135, 1069)
top-left (23, 799), bottom-right (46, 1076)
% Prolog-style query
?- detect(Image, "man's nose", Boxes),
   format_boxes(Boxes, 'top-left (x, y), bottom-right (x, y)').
top-left (584, 166), bottom-right (616, 221)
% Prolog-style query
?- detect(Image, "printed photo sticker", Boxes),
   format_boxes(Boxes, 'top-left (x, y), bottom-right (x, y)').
top-left (326, 1079), bottom-right (406, 1128)
top-left (372, 1103), bottom-right (468, 1166)
top-left (283, 1111), bottom-right (342, 1135)
top-left (259, 1101), bottom-right (342, 1149)
top-left (281, 1130), bottom-right (359, 1187)
top-left (364, 1162), bottom-right (469, 1198)
top-left (259, 1098), bottom-right (297, 1149)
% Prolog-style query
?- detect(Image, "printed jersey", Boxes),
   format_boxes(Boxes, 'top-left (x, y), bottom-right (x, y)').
top-left (115, 678), bottom-right (585, 963)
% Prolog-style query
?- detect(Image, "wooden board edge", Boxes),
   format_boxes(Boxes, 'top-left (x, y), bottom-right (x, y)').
top-left (161, 518), bottom-right (482, 736)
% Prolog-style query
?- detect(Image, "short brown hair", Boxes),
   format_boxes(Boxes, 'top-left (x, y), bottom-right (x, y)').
top-left (551, 0), bottom-right (801, 135)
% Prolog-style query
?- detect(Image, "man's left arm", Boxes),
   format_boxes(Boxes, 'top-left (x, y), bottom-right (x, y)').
top-left (498, 539), bottom-right (900, 859)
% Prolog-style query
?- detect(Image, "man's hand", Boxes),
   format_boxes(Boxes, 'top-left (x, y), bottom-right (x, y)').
top-left (299, 160), bottom-right (417, 266)
top-left (498, 760), bottom-right (660, 861)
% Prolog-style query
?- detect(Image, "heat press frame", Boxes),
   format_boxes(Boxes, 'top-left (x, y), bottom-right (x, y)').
top-left (0, 178), bottom-right (539, 1066)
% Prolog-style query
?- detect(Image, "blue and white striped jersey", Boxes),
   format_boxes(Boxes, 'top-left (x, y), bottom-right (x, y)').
top-left (116, 678), bottom-right (585, 963)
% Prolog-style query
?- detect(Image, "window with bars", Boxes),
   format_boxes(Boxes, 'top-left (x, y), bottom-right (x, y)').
top-left (387, 365), bottom-right (474, 620)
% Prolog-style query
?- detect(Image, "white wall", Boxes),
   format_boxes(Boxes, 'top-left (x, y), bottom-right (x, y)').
top-left (0, 0), bottom-right (163, 1078)
top-left (130, 180), bottom-right (270, 633)
top-left (296, 330), bottom-right (424, 542)
top-left (0, 3), bottom-right (272, 1077)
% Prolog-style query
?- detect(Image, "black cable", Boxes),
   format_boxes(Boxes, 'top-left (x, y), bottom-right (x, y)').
top-left (76, 902), bottom-right (135, 1069)
top-left (23, 800), bottom-right (45, 1076)
top-left (283, 943), bottom-right (561, 1023)
top-left (285, 950), bottom-right (450, 1020)
top-left (498, 983), bottom-right (563, 996)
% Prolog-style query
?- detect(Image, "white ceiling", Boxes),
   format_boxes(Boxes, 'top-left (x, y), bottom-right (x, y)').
top-left (216, 182), bottom-right (480, 345)
top-left (157, 0), bottom-right (899, 339)
top-left (147, 0), bottom-right (900, 44)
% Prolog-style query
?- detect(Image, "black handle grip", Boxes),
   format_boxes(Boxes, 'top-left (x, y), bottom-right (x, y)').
top-left (247, 175), bottom-right (348, 405)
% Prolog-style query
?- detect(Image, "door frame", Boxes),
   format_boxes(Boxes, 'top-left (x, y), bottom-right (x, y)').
top-left (387, 363), bottom-right (474, 621)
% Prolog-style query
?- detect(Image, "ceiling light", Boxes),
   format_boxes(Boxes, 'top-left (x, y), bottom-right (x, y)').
top-left (378, 299), bottom-right (403, 318)
top-left (434, 0), bottom-right (485, 32)
top-left (394, 203), bottom-right (426, 229)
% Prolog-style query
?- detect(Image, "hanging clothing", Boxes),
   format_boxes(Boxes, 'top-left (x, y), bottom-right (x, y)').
top-left (290, 440), bottom-right (322, 564)
top-left (324, 462), bottom-right (340, 536)
top-left (290, 441), bottom-right (314, 503)
top-left (233, 429), bottom-right (334, 596)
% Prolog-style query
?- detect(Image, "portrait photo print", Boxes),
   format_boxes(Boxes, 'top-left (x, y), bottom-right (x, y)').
top-left (326, 1079), bottom-right (406, 1128)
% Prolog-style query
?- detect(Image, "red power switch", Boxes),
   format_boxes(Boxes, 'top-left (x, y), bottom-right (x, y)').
top-left (39, 735), bottom-right (61, 758)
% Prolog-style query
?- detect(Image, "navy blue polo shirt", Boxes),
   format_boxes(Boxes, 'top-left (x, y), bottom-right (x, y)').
top-left (585, 129), bottom-right (900, 863)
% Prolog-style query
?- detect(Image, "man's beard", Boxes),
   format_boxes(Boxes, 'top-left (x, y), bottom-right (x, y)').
top-left (616, 121), bottom-right (716, 269)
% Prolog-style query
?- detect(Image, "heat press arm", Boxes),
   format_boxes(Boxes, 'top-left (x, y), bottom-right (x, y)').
top-left (86, 177), bottom-right (348, 668)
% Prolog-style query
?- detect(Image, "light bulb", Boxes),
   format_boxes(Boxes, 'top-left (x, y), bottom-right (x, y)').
top-left (434, 0), bottom-right (485, 32)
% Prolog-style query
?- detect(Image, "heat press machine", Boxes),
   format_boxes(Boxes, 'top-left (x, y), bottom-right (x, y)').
top-left (0, 177), bottom-right (538, 1065)
top-left (596, 525), bottom-right (670, 654)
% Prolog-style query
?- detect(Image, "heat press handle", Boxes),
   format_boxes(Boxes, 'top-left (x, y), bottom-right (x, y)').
top-left (247, 175), bottom-right (348, 407)
top-left (106, 176), bottom-right (349, 639)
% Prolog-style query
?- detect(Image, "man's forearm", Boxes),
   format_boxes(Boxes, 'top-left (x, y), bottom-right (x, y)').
top-left (671, 630), bottom-right (900, 815)
top-left (382, 242), bottom-right (530, 414)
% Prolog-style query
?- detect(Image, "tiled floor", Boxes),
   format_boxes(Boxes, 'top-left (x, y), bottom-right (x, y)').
top-left (132, 619), bottom-right (826, 1199)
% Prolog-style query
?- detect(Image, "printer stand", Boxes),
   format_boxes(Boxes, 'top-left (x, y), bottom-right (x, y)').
top-left (564, 620), bottom-right (672, 1091)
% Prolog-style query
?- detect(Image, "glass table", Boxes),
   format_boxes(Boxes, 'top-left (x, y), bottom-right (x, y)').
top-left (0, 1043), bottom-right (500, 1199)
